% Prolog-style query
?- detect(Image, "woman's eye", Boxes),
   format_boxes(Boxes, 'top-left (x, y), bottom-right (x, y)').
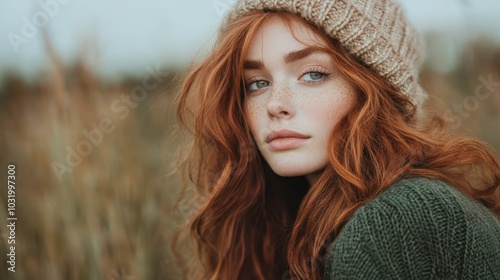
top-left (302, 72), bottom-right (327, 81)
top-left (248, 80), bottom-right (270, 91)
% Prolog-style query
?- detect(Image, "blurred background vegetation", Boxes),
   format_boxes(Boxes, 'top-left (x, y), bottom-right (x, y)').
top-left (0, 1), bottom-right (499, 279)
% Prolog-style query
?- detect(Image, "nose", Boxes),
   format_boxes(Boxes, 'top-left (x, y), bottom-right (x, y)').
top-left (266, 84), bottom-right (294, 119)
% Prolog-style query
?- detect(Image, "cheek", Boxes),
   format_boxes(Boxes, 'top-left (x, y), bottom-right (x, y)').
top-left (244, 98), bottom-right (265, 132)
top-left (305, 90), bottom-right (354, 126)
top-left (330, 94), bottom-right (352, 123)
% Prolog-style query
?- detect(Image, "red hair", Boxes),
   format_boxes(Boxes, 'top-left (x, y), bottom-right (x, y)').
top-left (171, 11), bottom-right (500, 280)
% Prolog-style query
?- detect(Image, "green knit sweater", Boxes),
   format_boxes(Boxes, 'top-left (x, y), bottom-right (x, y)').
top-left (323, 177), bottom-right (500, 279)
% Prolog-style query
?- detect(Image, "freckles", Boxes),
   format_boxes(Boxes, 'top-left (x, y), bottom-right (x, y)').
top-left (245, 98), bottom-right (266, 116)
top-left (275, 85), bottom-right (292, 99)
top-left (244, 97), bottom-right (267, 132)
top-left (307, 85), bottom-right (353, 123)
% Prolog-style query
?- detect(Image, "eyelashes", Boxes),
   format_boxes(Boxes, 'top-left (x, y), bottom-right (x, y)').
top-left (301, 67), bottom-right (331, 83)
top-left (246, 79), bottom-right (270, 91)
top-left (245, 67), bottom-right (332, 92)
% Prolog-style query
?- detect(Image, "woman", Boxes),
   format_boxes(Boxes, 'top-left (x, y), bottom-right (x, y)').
top-left (172, 0), bottom-right (500, 279)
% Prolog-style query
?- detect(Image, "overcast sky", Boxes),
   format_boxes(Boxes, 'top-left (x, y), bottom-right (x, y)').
top-left (1, 0), bottom-right (499, 80)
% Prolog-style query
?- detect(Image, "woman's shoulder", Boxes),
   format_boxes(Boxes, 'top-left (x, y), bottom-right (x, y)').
top-left (344, 176), bottom-right (500, 243)
top-left (360, 176), bottom-right (497, 224)
top-left (323, 176), bottom-right (500, 279)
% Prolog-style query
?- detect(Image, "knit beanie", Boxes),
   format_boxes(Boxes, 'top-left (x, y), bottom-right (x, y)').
top-left (221, 0), bottom-right (427, 108)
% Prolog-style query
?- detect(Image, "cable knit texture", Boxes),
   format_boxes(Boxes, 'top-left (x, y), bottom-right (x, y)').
top-left (221, 0), bottom-right (428, 107)
top-left (323, 177), bottom-right (500, 279)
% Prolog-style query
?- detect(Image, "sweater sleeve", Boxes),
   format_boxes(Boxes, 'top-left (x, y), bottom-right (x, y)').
top-left (323, 177), bottom-right (500, 280)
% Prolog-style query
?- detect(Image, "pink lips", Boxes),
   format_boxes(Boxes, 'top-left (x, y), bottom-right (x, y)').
top-left (265, 129), bottom-right (310, 151)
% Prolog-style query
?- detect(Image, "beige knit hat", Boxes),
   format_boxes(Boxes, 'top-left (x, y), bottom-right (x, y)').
top-left (221, 0), bottom-right (427, 107)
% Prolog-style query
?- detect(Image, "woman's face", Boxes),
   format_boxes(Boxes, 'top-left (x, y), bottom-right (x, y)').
top-left (244, 17), bottom-right (357, 182)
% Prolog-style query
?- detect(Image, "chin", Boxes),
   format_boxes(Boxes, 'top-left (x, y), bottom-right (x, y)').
top-left (268, 163), bottom-right (321, 178)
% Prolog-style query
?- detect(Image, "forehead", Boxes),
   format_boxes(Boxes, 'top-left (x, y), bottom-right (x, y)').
top-left (245, 16), bottom-right (330, 59)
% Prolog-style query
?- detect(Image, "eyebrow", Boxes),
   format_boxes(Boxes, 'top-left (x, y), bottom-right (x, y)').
top-left (244, 46), bottom-right (331, 70)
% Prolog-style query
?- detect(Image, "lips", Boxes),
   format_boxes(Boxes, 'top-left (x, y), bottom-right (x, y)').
top-left (265, 129), bottom-right (310, 151)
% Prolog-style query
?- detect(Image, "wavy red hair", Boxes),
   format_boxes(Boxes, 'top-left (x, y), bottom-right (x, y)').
top-left (171, 11), bottom-right (500, 280)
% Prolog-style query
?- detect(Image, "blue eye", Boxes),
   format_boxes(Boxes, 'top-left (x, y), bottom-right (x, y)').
top-left (248, 80), bottom-right (270, 91)
top-left (303, 72), bottom-right (325, 81)
top-left (301, 67), bottom-right (331, 83)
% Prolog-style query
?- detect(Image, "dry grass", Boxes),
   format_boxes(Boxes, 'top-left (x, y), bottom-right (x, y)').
top-left (0, 38), bottom-right (498, 280)
top-left (0, 50), bottom-right (187, 279)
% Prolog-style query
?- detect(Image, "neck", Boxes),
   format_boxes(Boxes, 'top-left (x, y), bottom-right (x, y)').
top-left (306, 171), bottom-right (322, 186)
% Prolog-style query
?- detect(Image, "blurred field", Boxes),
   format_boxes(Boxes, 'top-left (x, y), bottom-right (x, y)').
top-left (0, 47), bottom-right (188, 279)
top-left (0, 37), bottom-right (499, 280)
